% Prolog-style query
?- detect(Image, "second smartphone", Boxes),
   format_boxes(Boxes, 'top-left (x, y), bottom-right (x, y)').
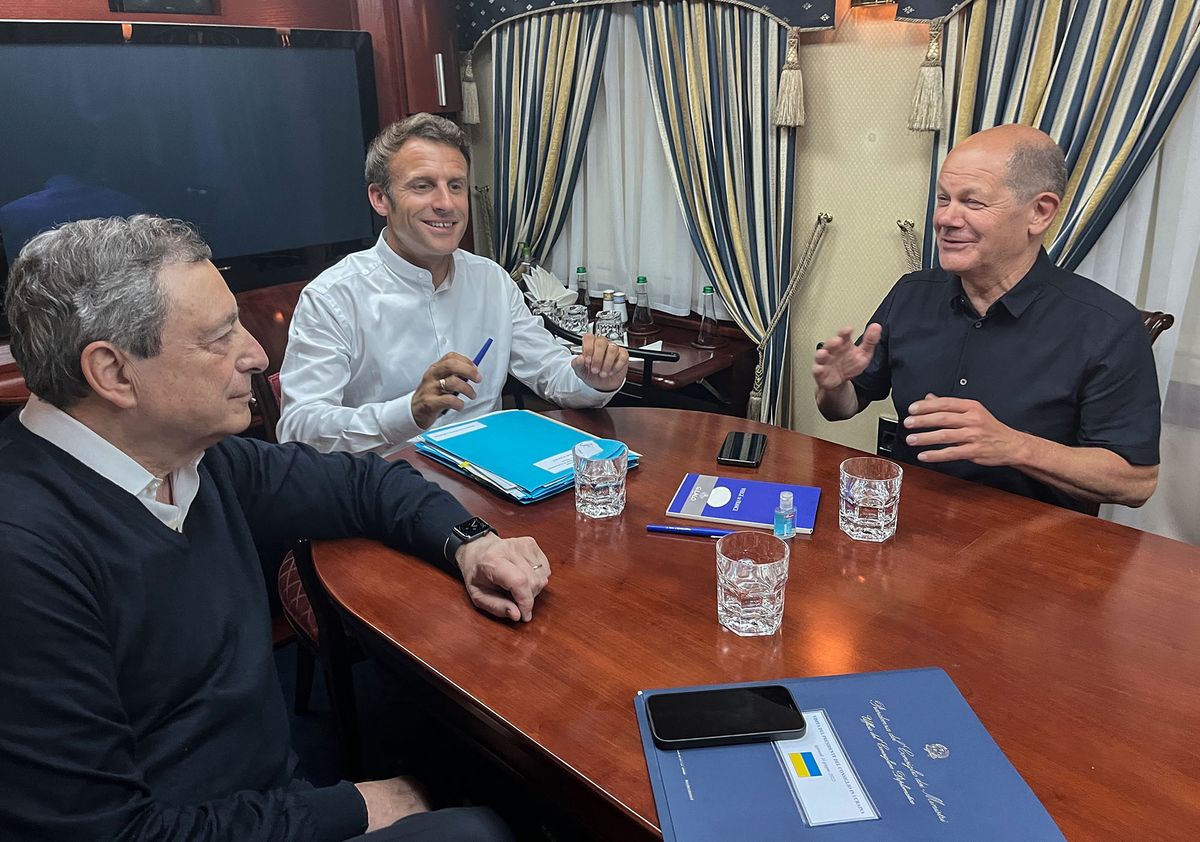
top-left (646, 685), bottom-right (807, 750)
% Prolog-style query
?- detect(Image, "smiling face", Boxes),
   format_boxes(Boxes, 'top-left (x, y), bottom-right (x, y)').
top-left (368, 138), bottom-right (469, 285)
top-left (933, 141), bottom-right (1046, 285)
top-left (124, 260), bottom-right (268, 453)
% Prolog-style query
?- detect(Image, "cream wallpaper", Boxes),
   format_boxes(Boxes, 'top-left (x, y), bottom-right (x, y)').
top-left (786, 7), bottom-right (934, 452)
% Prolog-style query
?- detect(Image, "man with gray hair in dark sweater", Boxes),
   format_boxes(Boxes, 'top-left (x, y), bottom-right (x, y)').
top-left (0, 216), bottom-right (549, 840)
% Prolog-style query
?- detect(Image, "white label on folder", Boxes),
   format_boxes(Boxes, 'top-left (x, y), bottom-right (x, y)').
top-left (775, 709), bottom-right (880, 826)
top-left (425, 421), bottom-right (486, 442)
top-left (533, 450), bottom-right (577, 474)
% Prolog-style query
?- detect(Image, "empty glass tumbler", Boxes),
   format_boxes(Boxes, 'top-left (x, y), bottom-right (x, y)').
top-left (715, 531), bottom-right (790, 636)
top-left (531, 299), bottom-right (559, 321)
top-left (593, 310), bottom-right (624, 342)
top-left (560, 304), bottom-right (588, 334)
top-left (838, 457), bottom-right (903, 542)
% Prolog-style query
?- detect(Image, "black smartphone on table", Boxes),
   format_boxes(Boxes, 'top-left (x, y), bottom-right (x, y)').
top-left (646, 685), bottom-right (807, 750)
top-left (717, 431), bottom-right (767, 468)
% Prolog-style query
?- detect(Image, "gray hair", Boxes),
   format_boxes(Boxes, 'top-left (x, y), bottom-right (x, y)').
top-left (1005, 139), bottom-right (1068, 201)
top-left (5, 215), bottom-right (211, 408)
top-left (364, 113), bottom-right (470, 196)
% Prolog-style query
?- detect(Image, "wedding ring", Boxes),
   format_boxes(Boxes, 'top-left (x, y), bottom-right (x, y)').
top-left (438, 377), bottom-right (448, 394)
top-left (530, 563), bottom-right (544, 570)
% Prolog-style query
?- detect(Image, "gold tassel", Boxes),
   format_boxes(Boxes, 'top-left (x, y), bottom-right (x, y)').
top-left (772, 27), bottom-right (805, 128)
top-left (461, 51), bottom-right (480, 125)
top-left (908, 21), bottom-right (944, 132)
top-left (747, 349), bottom-right (766, 421)
top-left (896, 218), bottom-right (922, 272)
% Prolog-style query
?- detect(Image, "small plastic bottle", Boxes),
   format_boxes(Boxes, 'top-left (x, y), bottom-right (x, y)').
top-left (612, 291), bottom-right (628, 329)
top-left (774, 491), bottom-right (796, 539)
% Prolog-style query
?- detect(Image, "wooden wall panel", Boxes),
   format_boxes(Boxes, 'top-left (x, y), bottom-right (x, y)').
top-left (350, 0), bottom-right (408, 126)
top-left (0, 1), bottom-right (355, 29)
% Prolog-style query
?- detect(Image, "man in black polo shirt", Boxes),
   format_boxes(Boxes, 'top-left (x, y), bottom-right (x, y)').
top-left (813, 124), bottom-right (1159, 511)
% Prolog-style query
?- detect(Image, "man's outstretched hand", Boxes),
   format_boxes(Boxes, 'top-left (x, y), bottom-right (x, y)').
top-left (811, 323), bottom-right (882, 391)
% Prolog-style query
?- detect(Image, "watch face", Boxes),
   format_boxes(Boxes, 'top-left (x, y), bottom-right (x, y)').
top-left (454, 517), bottom-right (492, 541)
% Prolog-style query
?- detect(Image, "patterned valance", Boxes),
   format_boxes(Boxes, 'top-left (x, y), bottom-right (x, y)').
top-left (456, 0), bottom-right (840, 50)
top-left (896, 0), bottom-right (971, 22)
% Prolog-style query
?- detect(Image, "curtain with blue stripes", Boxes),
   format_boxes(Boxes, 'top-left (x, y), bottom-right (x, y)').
top-left (491, 8), bottom-right (612, 269)
top-left (926, 0), bottom-right (1200, 270)
top-left (634, 1), bottom-right (799, 425)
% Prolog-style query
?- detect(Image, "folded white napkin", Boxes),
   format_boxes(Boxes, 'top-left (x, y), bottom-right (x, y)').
top-left (525, 266), bottom-right (578, 308)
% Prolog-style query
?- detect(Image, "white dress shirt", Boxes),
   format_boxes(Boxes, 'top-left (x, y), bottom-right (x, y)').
top-left (19, 394), bottom-right (202, 532)
top-left (277, 234), bottom-right (617, 455)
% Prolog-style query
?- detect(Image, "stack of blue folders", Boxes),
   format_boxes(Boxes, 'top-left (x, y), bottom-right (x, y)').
top-left (412, 410), bottom-right (639, 503)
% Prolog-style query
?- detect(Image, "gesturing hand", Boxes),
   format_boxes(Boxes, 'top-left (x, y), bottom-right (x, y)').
top-left (904, 394), bottom-right (1028, 467)
top-left (411, 352), bottom-right (481, 430)
top-left (455, 533), bottom-right (551, 622)
top-left (812, 324), bottom-right (882, 391)
top-left (571, 334), bottom-right (629, 392)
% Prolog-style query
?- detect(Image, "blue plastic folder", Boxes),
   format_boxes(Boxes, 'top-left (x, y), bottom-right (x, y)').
top-left (635, 668), bottom-right (1064, 841)
top-left (412, 410), bottom-right (638, 503)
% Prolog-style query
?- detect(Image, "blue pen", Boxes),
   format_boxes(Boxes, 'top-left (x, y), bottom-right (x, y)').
top-left (646, 524), bottom-right (735, 538)
top-left (472, 337), bottom-right (494, 366)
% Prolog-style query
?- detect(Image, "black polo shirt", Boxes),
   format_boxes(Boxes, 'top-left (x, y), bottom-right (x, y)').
top-left (852, 249), bottom-right (1160, 511)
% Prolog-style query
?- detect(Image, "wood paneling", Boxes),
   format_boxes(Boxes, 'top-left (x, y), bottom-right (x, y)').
top-left (350, 0), bottom-right (406, 125)
top-left (394, 0), bottom-right (461, 115)
top-left (316, 407), bottom-right (1200, 841)
top-left (350, 0), bottom-right (462, 126)
top-left (0, 1), bottom-right (354, 29)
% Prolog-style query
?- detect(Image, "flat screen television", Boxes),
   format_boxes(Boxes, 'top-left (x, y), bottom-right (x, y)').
top-left (0, 21), bottom-right (380, 336)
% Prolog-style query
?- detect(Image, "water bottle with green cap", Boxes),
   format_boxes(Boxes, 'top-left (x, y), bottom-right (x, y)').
top-left (630, 274), bottom-right (658, 335)
top-left (575, 265), bottom-right (589, 309)
top-left (693, 284), bottom-right (723, 348)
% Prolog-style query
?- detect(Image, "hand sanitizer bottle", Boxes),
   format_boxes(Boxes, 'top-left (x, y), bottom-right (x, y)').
top-left (774, 491), bottom-right (796, 539)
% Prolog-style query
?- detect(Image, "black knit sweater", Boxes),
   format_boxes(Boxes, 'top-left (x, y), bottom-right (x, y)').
top-left (0, 415), bottom-right (468, 840)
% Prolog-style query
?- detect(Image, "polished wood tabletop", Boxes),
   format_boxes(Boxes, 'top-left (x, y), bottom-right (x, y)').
top-left (314, 408), bottom-right (1200, 840)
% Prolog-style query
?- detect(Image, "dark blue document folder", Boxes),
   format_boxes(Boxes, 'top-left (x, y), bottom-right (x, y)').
top-left (635, 668), bottom-right (1064, 840)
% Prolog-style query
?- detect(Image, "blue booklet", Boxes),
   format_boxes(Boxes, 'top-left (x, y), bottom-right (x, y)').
top-left (635, 668), bottom-right (1064, 841)
top-left (666, 473), bottom-right (820, 532)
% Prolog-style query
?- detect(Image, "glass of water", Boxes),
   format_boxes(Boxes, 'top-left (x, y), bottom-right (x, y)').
top-left (573, 439), bottom-right (628, 519)
top-left (715, 532), bottom-right (790, 636)
top-left (839, 457), bottom-right (903, 542)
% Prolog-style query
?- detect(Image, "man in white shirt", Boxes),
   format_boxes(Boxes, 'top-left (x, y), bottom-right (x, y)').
top-left (278, 113), bottom-right (628, 455)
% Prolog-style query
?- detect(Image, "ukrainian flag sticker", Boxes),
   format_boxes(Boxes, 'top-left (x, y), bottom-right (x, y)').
top-left (789, 751), bottom-right (823, 778)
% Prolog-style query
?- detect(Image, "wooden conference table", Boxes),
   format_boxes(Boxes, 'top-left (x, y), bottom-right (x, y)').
top-left (313, 408), bottom-right (1200, 840)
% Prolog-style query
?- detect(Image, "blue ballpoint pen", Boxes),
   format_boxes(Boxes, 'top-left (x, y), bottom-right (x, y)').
top-left (645, 524), bottom-right (735, 538)
top-left (472, 337), bottom-right (494, 366)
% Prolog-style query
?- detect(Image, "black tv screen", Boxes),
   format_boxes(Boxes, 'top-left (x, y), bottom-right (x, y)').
top-left (0, 22), bottom-right (379, 328)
